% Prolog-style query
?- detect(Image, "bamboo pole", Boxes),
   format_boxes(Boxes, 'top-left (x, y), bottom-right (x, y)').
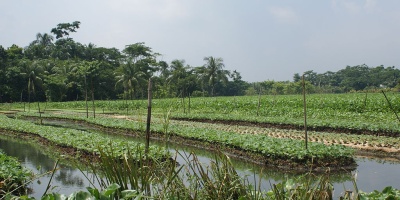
top-left (302, 75), bottom-right (308, 150)
top-left (257, 86), bottom-right (262, 116)
top-left (188, 92), bottom-right (191, 114)
top-left (145, 78), bottom-right (153, 156)
top-left (91, 78), bottom-right (95, 118)
top-left (382, 90), bottom-right (400, 122)
top-left (84, 74), bottom-right (88, 118)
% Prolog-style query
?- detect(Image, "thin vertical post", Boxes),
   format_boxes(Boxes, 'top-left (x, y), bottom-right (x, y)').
top-left (302, 75), bottom-right (308, 150)
top-left (382, 90), bottom-right (400, 122)
top-left (84, 74), bottom-right (88, 118)
top-left (188, 92), bottom-right (191, 114)
top-left (257, 86), bottom-right (262, 116)
top-left (91, 78), bottom-right (95, 118)
top-left (145, 78), bottom-right (153, 156)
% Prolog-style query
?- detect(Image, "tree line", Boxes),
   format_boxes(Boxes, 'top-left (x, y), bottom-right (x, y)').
top-left (246, 65), bottom-right (400, 96)
top-left (0, 21), bottom-right (399, 103)
top-left (0, 21), bottom-right (250, 103)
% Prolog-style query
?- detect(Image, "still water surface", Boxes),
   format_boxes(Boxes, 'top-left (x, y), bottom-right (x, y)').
top-left (0, 119), bottom-right (399, 198)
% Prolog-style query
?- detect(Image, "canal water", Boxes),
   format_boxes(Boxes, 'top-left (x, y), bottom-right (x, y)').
top-left (0, 119), bottom-right (399, 198)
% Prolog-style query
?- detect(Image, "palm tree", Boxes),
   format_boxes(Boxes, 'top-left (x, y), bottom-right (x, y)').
top-left (169, 59), bottom-right (192, 97)
top-left (28, 33), bottom-right (54, 58)
top-left (35, 33), bottom-right (54, 47)
top-left (115, 61), bottom-right (146, 100)
top-left (158, 60), bottom-right (170, 82)
top-left (193, 66), bottom-right (208, 96)
top-left (203, 56), bottom-right (230, 96)
top-left (19, 60), bottom-right (44, 112)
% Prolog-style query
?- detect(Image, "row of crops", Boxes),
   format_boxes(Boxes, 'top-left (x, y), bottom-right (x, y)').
top-left (3, 92), bottom-right (399, 133)
top-left (165, 119), bottom-right (400, 151)
top-left (0, 115), bottom-right (169, 161)
top-left (16, 112), bottom-right (355, 170)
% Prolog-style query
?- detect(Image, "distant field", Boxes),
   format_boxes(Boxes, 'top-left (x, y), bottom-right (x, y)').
top-left (2, 92), bottom-right (400, 134)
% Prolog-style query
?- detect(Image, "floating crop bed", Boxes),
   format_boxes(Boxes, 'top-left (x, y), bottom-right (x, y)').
top-left (16, 112), bottom-right (356, 171)
top-left (0, 115), bottom-right (169, 162)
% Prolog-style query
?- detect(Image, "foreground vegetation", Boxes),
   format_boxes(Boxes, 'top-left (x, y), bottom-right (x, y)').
top-left (1, 147), bottom-right (398, 199)
top-left (0, 150), bottom-right (32, 197)
top-left (1, 91), bottom-right (400, 199)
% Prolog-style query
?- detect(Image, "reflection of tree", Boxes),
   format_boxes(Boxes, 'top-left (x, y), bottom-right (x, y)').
top-left (55, 167), bottom-right (84, 187)
top-left (0, 135), bottom-right (86, 187)
top-left (0, 135), bottom-right (56, 171)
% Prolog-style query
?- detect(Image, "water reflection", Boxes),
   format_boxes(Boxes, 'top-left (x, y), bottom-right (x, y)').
top-left (0, 135), bottom-right (98, 198)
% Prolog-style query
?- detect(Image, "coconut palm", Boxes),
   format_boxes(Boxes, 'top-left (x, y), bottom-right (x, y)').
top-left (26, 33), bottom-right (54, 59)
top-left (19, 60), bottom-right (44, 112)
top-left (34, 33), bottom-right (54, 47)
top-left (203, 56), bottom-right (230, 96)
top-left (169, 59), bottom-right (193, 97)
top-left (193, 66), bottom-right (208, 96)
top-left (115, 61), bottom-right (146, 100)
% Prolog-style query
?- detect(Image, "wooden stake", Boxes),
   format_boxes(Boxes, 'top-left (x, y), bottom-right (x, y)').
top-left (145, 78), bottom-right (153, 156)
top-left (91, 78), bottom-right (95, 118)
top-left (257, 86), bottom-right (262, 116)
top-left (84, 74), bottom-right (88, 118)
top-left (188, 92), bottom-right (191, 114)
top-left (302, 75), bottom-right (308, 150)
top-left (382, 90), bottom-right (400, 122)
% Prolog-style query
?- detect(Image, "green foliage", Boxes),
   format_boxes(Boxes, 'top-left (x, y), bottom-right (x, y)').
top-left (359, 186), bottom-right (400, 200)
top-left (268, 175), bottom-right (334, 200)
top-left (18, 112), bottom-right (355, 168)
top-left (0, 115), bottom-right (169, 161)
top-left (0, 150), bottom-right (32, 197)
top-left (50, 21), bottom-right (81, 39)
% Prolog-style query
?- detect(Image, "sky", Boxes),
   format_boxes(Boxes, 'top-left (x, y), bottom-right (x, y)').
top-left (1, 0), bottom-right (400, 82)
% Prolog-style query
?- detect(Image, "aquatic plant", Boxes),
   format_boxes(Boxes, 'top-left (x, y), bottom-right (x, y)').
top-left (0, 150), bottom-right (32, 197)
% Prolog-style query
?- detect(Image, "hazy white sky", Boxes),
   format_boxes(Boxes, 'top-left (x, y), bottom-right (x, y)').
top-left (1, 0), bottom-right (400, 82)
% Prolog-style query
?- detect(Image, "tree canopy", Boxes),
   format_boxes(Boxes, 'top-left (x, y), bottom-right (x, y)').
top-left (0, 22), bottom-right (399, 103)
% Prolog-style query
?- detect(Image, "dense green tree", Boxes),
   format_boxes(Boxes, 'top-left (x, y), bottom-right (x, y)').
top-left (293, 73), bottom-right (301, 82)
top-left (303, 70), bottom-right (318, 86)
top-left (51, 21), bottom-right (81, 39)
top-left (220, 70), bottom-right (248, 96)
top-left (337, 65), bottom-right (370, 91)
top-left (52, 38), bottom-right (85, 60)
top-left (6, 44), bottom-right (24, 61)
top-left (121, 43), bottom-right (158, 97)
top-left (294, 65), bottom-right (400, 92)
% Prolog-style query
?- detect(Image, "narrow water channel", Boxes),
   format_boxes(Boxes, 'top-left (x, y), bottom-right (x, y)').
top-left (1, 118), bottom-right (399, 198)
top-left (0, 135), bottom-right (101, 199)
